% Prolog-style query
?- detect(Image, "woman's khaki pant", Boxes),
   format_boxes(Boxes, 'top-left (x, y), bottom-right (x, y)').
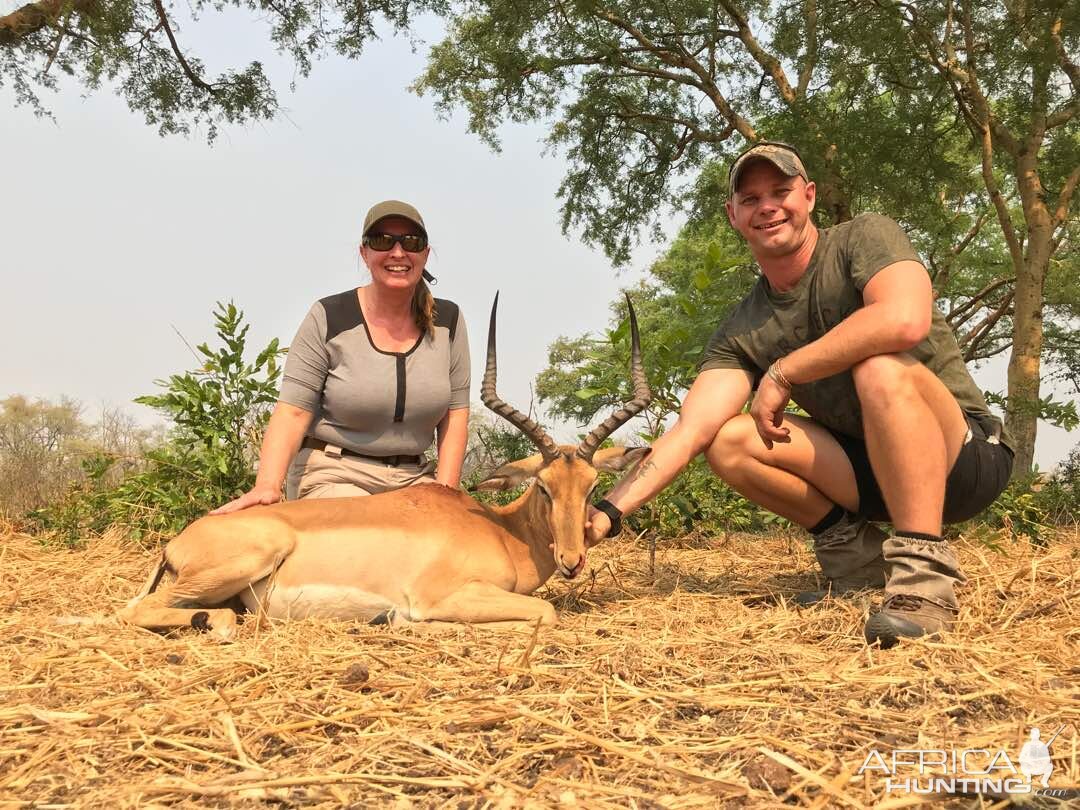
top-left (285, 446), bottom-right (436, 500)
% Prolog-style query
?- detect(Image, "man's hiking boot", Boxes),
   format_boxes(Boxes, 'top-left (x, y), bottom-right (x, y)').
top-left (864, 535), bottom-right (965, 648)
top-left (864, 594), bottom-right (956, 648)
top-left (794, 513), bottom-right (888, 606)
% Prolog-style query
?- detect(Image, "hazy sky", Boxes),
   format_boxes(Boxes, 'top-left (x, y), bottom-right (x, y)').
top-left (2, 8), bottom-right (1075, 469)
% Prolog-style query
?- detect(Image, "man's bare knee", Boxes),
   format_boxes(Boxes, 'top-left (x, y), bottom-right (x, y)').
top-left (852, 353), bottom-right (919, 401)
top-left (705, 414), bottom-right (759, 478)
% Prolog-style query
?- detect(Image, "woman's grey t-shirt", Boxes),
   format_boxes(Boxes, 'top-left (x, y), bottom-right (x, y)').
top-left (279, 290), bottom-right (470, 456)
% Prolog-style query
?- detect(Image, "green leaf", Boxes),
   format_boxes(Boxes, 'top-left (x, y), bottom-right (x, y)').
top-left (574, 388), bottom-right (605, 400)
top-left (678, 297), bottom-right (698, 317)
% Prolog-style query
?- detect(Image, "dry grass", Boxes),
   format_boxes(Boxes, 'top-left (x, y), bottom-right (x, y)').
top-left (1, 524), bottom-right (1078, 808)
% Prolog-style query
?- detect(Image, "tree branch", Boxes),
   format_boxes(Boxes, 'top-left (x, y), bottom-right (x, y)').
top-left (1050, 15), bottom-right (1079, 96)
top-left (0, 0), bottom-right (95, 47)
top-left (151, 0), bottom-right (217, 95)
top-left (960, 0), bottom-right (1022, 154)
top-left (1045, 101), bottom-right (1078, 130)
top-left (41, 8), bottom-right (68, 73)
top-left (1053, 164), bottom-right (1080, 230)
top-left (969, 340), bottom-right (1012, 362)
top-left (960, 289), bottom-right (1014, 362)
top-left (930, 206), bottom-right (993, 288)
top-left (975, 105), bottom-right (1025, 270)
top-left (717, 0), bottom-right (796, 103)
top-left (596, 8), bottom-right (756, 139)
top-left (612, 106), bottom-right (731, 146)
top-left (952, 206), bottom-right (993, 257)
top-left (881, 1), bottom-right (982, 135)
top-left (946, 275), bottom-right (1015, 329)
top-left (796, 0), bottom-right (818, 99)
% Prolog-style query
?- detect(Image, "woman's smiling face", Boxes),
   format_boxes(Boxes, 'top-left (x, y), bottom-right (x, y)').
top-left (361, 216), bottom-right (430, 291)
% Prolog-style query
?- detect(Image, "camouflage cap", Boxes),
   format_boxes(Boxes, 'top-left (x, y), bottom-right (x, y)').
top-left (362, 200), bottom-right (427, 237)
top-left (728, 142), bottom-right (808, 197)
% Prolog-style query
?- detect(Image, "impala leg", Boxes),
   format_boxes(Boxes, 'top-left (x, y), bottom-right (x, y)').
top-left (420, 582), bottom-right (558, 626)
top-left (117, 587), bottom-right (241, 641)
top-left (118, 532), bottom-right (292, 641)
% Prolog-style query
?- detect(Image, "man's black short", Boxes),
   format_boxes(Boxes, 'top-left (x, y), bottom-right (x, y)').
top-left (828, 413), bottom-right (1014, 524)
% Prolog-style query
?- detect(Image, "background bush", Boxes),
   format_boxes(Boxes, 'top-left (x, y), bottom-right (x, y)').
top-left (29, 302), bottom-right (282, 545)
top-left (0, 397), bottom-right (155, 520)
top-left (965, 444), bottom-right (1080, 546)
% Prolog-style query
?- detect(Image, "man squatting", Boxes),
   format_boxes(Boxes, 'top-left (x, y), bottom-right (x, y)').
top-left (588, 142), bottom-right (1014, 647)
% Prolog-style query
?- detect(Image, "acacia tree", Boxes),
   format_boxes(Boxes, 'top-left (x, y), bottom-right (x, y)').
top-left (415, 0), bottom-right (1052, 381)
top-left (415, 0), bottom-right (990, 262)
top-left (862, 0), bottom-right (1079, 473)
top-left (0, 0), bottom-right (443, 137)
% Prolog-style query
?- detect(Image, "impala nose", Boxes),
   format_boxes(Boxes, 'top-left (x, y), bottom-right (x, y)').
top-left (559, 552), bottom-right (585, 579)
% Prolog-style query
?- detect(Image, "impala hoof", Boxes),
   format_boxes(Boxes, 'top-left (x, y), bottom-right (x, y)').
top-left (191, 611), bottom-right (211, 631)
top-left (190, 610), bottom-right (238, 641)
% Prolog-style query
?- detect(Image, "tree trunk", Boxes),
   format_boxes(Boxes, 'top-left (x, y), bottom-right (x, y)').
top-left (1004, 153), bottom-right (1054, 476)
top-left (1005, 258), bottom-right (1045, 475)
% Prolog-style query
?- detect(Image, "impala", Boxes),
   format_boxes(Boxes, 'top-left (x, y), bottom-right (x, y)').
top-left (118, 294), bottom-right (652, 638)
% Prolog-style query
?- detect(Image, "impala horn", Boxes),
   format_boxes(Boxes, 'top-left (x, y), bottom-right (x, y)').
top-left (576, 294), bottom-right (652, 464)
top-left (481, 292), bottom-right (561, 462)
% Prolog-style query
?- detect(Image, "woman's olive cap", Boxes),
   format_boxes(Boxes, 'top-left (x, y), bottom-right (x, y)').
top-left (362, 200), bottom-right (427, 236)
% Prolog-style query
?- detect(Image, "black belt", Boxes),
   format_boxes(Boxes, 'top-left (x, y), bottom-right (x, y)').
top-left (302, 437), bottom-right (423, 467)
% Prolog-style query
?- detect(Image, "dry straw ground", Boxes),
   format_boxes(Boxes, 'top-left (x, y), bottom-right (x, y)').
top-left (1, 524), bottom-right (1078, 808)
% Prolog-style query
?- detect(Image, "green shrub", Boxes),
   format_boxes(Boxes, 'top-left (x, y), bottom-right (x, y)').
top-left (30, 302), bottom-right (282, 545)
top-left (971, 476), bottom-right (1052, 547)
top-left (965, 444), bottom-right (1080, 547)
top-left (618, 457), bottom-right (787, 540)
top-left (1035, 443), bottom-right (1080, 526)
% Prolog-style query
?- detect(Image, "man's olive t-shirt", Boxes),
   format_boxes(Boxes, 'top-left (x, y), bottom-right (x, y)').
top-left (699, 213), bottom-right (1009, 448)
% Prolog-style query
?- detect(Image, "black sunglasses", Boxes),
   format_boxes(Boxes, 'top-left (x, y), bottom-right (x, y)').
top-left (363, 232), bottom-right (429, 252)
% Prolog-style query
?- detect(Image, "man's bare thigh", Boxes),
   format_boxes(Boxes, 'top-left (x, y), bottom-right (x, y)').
top-left (714, 412), bottom-right (861, 514)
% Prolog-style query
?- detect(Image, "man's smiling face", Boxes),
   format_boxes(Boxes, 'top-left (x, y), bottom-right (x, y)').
top-left (726, 160), bottom-right (816, 260)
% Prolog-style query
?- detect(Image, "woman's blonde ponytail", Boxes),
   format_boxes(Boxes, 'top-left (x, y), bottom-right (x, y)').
top-left (412, 279), bottom-right (436, 337)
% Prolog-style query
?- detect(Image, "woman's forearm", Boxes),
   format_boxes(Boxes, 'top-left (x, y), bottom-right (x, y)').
top-left (435, 407), bottom-right (470, 488)
top-left (254, 402), bottom-right (315, 491)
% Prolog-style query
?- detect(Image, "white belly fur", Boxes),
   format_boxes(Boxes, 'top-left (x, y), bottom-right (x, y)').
top-left (240, 580), bottom-right (397, 621)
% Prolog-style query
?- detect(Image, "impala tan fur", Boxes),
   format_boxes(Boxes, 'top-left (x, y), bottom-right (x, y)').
top-left (118, 294), bottom-right (652, 639)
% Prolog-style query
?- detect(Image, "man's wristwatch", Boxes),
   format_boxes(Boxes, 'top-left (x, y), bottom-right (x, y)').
top-left (593, 498), bottom-right (623, 538)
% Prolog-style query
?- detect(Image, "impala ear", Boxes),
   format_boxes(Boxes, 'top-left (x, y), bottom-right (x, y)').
top-left (471, 455), bottom-right (547, 491)
top-left (593, 446), bottom-right (651, 473)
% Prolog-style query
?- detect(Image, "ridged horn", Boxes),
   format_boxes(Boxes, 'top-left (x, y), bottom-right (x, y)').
top-left (576, 294), bottom-right (652, 463)
top-left (481, 293), bottom-right (561, 462)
